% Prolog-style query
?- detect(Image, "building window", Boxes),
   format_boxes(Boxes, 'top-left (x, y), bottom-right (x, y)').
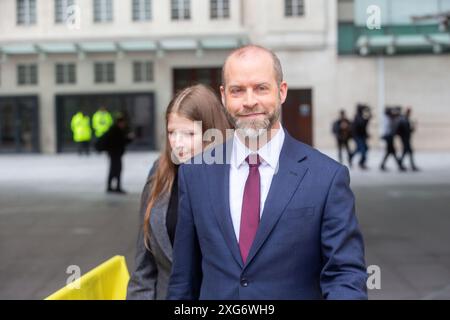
top-left (171, 0), bottom-right (190, 20)
top-left (17, 0), bottom-right (37, 25)
top-left (94, 62), bottom-right (115, 83)
top-left (285, 0), bottom-right (304, 17)
top-left (55, 63), bottom-right (76, 84)
top-left (132, 0), bottom-right (151, 21)
top-left (210, 0), bottom-right (229, 19)
top-left (94, 0), bottom-right (113, 23)
top-left (133, 61), bottom-right (153, 82)
top-left (55, 0), bottom-right (75, 23)
top-left (17, 64), bottom-right (38, 85)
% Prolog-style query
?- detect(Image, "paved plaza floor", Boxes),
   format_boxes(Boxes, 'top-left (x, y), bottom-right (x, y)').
top-left (1, 149), bottom-right (449, 299)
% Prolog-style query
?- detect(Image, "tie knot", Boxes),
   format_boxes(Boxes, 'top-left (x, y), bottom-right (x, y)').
top-left (245, 154), bottom-right (261, 167)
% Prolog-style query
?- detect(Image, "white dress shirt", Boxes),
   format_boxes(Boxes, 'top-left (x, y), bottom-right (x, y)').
top-left (229, 125), bottom-right (285, 241)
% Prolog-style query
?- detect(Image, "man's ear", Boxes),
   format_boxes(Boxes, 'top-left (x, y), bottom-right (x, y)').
top-left (279, 81), bottom-right (288, 104)
top-left (220, 85), bottom-right (226, 106)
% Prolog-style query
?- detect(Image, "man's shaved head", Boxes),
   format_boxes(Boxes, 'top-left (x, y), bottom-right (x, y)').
top-left (221, 45), bottom-right (284, 87)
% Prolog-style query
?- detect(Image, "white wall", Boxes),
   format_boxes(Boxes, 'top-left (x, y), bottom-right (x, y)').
top-left (2, 0), bottom-right (450, 152)
top-left (334, 54), bottom-right (450, 151)
top-left (384, 55), bottom-right (450, 150)
top-left (244, 0), bottom-right (333, 49)
top-left (0, 0), bottom-right (244, 42)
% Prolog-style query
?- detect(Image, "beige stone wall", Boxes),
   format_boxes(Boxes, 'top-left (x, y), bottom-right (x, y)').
top-left (1, 0), bottom-right (449, 152)
top-left (0, 0), bottom-right (244, 41)
top-left (335, 55), bottom-right (450, 151)
top-left (303, 55), bottom-right (450, 150)
top-left (286, 53), bottom-right (450, 151)
top-left (384, 55), bottom-right (450, 150)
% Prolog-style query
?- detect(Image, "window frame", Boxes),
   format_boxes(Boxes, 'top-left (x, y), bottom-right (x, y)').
top-left (17, 64), bottom-right (38, 86)
top-left (17, 0), bottom-right (37, 26)
top-left (94, 62), bottom-right (115, 83)
top-left (55, 63), bottom-right (77, 85)
top-left (132, 0), bottom-right (151, 21)
top-left (171, 0), bottom-right (190, 20)
top-left (93, 0), bottom-right (113, 23)
top-left (133, 61), bottom-right (154, 83)
top-left (55, 0), bottom-right (75, 24)
top-left (210, 0), bottom-right (230, 19)
top-left (284, 0), bottom-right (305, 18)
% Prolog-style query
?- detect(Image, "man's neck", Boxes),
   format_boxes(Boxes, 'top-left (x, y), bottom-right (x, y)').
top-left (237, 122), bottom-right (281, 152)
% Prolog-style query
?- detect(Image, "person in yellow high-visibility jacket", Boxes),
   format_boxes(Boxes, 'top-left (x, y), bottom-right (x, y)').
top-left (71, 112), bottom-right (92, 155)
top-left (92, 107), bottom-right (113, 138)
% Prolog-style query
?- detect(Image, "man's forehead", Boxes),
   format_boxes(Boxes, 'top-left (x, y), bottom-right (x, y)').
top-left (226, 49), bottom-right (272, 66)
top-left (227, 76), bottom-right (272, 86)
top-left (224, 54), bottom-right (274, 80)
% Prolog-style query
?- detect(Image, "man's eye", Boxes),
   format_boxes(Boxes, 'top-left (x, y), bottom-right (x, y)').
top-left (257, 85), bottom-right (268, 92)
top-left (230, 88), bottom-right (242, 94)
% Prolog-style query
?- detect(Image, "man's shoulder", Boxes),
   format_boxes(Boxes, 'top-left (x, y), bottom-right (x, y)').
top-left (284, 134), bottom-right (344, 174)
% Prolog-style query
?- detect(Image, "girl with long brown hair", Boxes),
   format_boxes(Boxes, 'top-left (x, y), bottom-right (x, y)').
top-left (127, 84), bottom-right (232, 299)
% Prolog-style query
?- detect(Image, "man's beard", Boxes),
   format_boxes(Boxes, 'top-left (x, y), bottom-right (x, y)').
top-left (226, 104), bottom-right (281, 139)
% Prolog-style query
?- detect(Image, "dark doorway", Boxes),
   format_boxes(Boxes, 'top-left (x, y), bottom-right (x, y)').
top-left (173, 67), bottom-right (222, 97)
top-left (56, 92), bottom-right (155, 153)
top-left (0, 96), bottom-right (39, 153)
top-left (282, 89), bottom-right (313, 146)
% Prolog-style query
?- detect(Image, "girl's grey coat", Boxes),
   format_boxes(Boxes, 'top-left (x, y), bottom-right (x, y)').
top-left (127, 161), bottom-right (173, 300)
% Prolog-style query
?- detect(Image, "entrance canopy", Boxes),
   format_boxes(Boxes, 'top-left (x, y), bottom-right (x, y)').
top-left (0, 36), bottom-right (248, 60)
top-left (357, 33), bottom-right (450, 55)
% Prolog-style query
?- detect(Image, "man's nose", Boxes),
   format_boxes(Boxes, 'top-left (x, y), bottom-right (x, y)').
top-left (243, 88), bottom-right (257, 109)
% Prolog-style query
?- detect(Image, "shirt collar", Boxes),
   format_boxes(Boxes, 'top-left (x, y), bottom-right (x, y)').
top-left (231, 124), bottom-right (285, 169)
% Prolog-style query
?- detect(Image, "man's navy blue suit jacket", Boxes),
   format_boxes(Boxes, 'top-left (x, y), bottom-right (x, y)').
top-left (168, 130), bottom-right (368, 300)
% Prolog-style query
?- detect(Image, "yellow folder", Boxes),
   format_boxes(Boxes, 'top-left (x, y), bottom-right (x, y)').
top-left (45, 255), bottom-right (130, 300)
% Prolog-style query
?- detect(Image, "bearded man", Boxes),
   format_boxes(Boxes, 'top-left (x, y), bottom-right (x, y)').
top-left (167, 45), bottom-right (368, 300)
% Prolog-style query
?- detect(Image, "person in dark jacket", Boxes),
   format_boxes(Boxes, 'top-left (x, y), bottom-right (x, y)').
top-left (380, 107), bottom-right (406, 172)
top-left (397, 107), bottom-right (419, 171)
top-left (332, 109), bottom-right (352, 166)
top-left (102, 115), bottom-right (133, 193)
top-left (350, 104), bottom-right (371, 170)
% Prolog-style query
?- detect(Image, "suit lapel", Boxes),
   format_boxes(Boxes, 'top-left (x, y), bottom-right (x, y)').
top-left (244, 132), bottom-right (309, 267)
top-left (150, 193), bottom-right (173, 262)
top-left (206, 140), bottom-right (244, 268)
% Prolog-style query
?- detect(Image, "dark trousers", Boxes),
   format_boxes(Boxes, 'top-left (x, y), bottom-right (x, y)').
top-left (108, 154), bottom-right (122, 191)
top-left (351, 136), bottom-right (368, 167)
top-left (337, 139), bottom-right (352, 165)
top-left (78, 141), bottom-right (90, 155)
top-left (400, 138), bottom-right (417, 169)
top-left (380, 135), bottom-right (403, 169)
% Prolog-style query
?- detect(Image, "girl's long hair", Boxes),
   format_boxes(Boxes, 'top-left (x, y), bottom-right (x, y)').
top-left (143, 84), bottom-right (232, 249)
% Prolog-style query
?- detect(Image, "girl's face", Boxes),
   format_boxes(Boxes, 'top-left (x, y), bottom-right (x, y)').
top-left (167, 113), bottom-right (203, 163)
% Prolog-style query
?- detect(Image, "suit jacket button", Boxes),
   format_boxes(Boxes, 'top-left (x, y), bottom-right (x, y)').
top-left (240, 279), bottom-right (249, 287)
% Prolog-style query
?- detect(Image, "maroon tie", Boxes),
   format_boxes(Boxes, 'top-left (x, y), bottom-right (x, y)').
top-left (239, 154), bottom-right (261, 264)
